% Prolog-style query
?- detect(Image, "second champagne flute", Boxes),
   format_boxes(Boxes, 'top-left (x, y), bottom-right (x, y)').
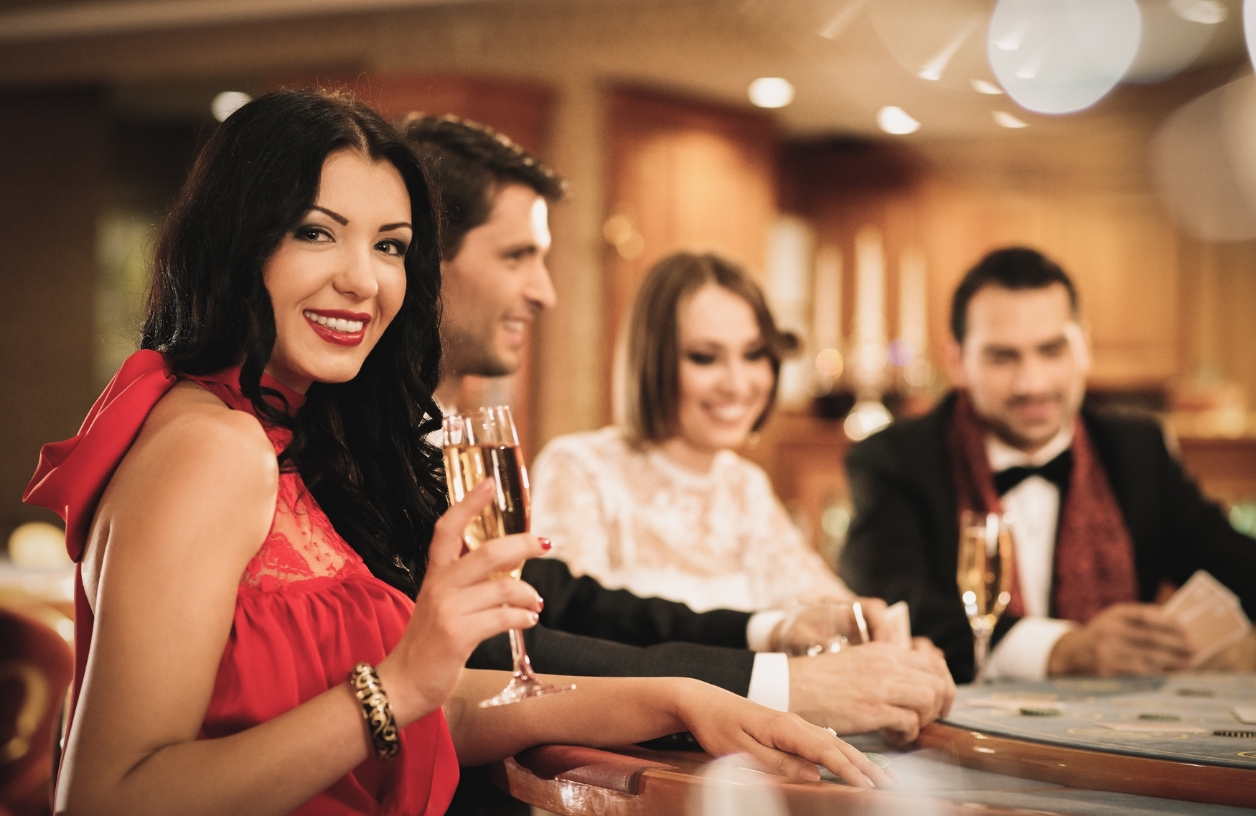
top-left (956, 511), bottom-right (1014, 683)
top-left (442, 406), bottom-right (575, 707)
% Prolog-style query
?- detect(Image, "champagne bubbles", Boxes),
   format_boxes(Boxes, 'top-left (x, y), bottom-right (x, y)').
top-left (987, 0), bottom-right (1141, 114)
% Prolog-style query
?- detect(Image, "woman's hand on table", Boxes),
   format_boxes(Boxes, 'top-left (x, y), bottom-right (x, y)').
top-left (378, 478), bottom-right (545, 726)
top-left (673, 679), bottom-right (894, 789)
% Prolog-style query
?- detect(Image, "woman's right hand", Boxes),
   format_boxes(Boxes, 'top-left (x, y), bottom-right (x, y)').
top-left (378, 478), bottom-right (545, 725)
top-left (672, 680), bottom-right (895, 789)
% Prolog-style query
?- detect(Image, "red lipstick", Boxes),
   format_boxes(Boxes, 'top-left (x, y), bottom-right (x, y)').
top-left (303, 309), bottom-right (371, 347)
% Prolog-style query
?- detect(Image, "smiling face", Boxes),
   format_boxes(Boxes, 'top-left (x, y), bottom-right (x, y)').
top-left (947, 283), bottom-right (1089, 452)
top-left (263, 149), bottom-right (412, 394)
top-left (439, 182), bottom-right (556, 381)
top-left (664, 283), bottom-right (774, 469)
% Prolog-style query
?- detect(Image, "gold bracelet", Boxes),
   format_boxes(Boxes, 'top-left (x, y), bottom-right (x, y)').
top-left (348, 662), bottom-right (399, 760)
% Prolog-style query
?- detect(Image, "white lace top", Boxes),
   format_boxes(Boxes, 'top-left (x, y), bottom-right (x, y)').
top-left (529, 427), bottom-right (851, 612)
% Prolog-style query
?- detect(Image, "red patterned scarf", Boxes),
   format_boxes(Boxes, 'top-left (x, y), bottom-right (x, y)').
top-left (945, 391), bottom-right (1138, 623)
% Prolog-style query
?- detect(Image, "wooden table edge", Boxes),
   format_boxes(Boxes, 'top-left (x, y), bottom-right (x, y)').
top-left (918, 721), bottom-right (1256, 809)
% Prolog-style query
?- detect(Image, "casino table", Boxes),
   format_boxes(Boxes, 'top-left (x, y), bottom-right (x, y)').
top-left (491, 674), bottom-right (1256, 815)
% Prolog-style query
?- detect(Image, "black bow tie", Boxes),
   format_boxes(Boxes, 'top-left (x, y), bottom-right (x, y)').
top-left (994, 449), bottom-right (1073, 496)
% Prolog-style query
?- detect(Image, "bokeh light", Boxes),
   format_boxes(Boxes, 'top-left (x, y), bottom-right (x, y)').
top-left (987, 0), bottom-right (1141, 114)
top-left (1246, 0), bottom-right (1256, 71)
top-left (1151, 75), bottom-right (1256, 241)
top-left (992, 110), bottom-right (1029, 128)
top-left (748, 77), bottom-right (795, 109)
top-left (877, 105), bottom-right (920, 134)
top-left (211, 91), bottom-right (253, 122)
top-left (814, 348), bottom-right (845, 379)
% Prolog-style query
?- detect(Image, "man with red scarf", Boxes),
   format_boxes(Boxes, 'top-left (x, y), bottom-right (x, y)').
top-left (841, 247), bottom-right (1256, 683)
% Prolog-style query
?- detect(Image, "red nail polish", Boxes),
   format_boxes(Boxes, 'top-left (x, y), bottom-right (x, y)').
top-left (538, 537), bottom-right (552, 551)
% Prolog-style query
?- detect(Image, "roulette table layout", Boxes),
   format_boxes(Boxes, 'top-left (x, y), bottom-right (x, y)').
top-left (919, 673), bottom-right (1256, 808)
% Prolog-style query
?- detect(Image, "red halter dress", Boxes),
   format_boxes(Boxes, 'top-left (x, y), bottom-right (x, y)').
top-left (24, 350), bottom-right (459, 815)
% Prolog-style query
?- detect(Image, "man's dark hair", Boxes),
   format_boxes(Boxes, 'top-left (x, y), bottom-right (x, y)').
top-left (400, 114), bottom-right (566, 259)
top-left (142, 88), bottom-right (446, 597)
top-left (950, 247), bottom-right (1079, 342)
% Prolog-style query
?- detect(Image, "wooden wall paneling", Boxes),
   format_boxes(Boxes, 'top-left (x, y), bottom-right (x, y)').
top-left (0, 90), bottom-right (107, 542)
top-left (603, 88), bottom-right (779, 422)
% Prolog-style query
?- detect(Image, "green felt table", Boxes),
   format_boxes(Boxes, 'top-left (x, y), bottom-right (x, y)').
top-left (919, 673), bottom-right (1256, 807)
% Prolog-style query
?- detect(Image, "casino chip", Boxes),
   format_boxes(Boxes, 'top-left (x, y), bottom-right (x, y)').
top-left (1137, 713), bottom-right (1181, 722)
top-left (1019, 708), bottom-right (1061, 717)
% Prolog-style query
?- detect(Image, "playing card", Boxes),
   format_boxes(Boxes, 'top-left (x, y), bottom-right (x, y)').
top-left (1162, 571), bottom-right (1252, 666)
top-left (884, 600), bottom-right (912, 648)
top-left (1098, 722), bottom-right (1209, 734)
top-left (1233, 705), bottom-right (1256, 724)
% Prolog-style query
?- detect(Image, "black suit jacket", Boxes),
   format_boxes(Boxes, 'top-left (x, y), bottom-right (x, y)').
top-left (466, 558), bottom-right (757, 695)
top-left (839, 394), bottom-right (1256, 683)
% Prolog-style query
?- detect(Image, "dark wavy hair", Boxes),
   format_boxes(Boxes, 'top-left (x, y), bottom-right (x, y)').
top-left (140, 88), bottom-right (446, 596)
top-left (400, 113), bottom-right (566, 259)
top-left (616, 252), bottom-right (795, 447)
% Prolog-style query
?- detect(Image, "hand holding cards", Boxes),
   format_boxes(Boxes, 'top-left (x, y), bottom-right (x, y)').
top-left (1162, 571), bottom-right (1252, 667)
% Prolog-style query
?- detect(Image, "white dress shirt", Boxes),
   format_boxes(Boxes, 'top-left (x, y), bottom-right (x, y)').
top-left (985, 423), bottom-right (1079, 680)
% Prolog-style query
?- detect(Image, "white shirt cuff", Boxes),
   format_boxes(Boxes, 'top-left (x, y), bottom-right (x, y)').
top-left (746, 652), bottom-right (790, 712)
top-left (746, 610), bottom-right (788, 652)
top-left (987, 617), bottom-right (1077, 680)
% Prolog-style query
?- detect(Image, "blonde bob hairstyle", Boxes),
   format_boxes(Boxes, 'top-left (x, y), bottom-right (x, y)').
top-left (614, 251), bottom-right (796, 448)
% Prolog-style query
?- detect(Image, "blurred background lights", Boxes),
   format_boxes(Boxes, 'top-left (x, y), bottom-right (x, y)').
top-left (987, 0), bottom-right (1142, 114)
top-left (748, 77), bottom-right (794, 109)
top-left (211, 90), bottom-right (252, 123)
top-left (886, 338), bottom-right (915, 367)
top-left (971, 78), bottom-right (1005, 94)
top-left (1171, 0), bottom-right (1227, 25)
top-left (877, 105), bottom-right (920, 134)
top-left (814, 348), bottom-right (845, 379)
top-left (7, 521), bottom-right (69, 568)
top-left (1152, 75), bottom-right (1256, 241)
top-left (1125, 0), bottom-right (1217, 83)
top-left (993, 110), bottom-right (1029, 128)
top-left (1247, 0), bottom-right (1256, 71)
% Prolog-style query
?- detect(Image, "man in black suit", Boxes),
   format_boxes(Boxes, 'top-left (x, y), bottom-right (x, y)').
top-left (841, 247), bottom-right (1256, 683)
top-left (401, 113), bottom-right (955, 736)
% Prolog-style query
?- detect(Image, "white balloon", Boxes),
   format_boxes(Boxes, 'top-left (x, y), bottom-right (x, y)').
top-left (988, 0), bottom-right (1142, 114)
top-left (1246, 0), bottom-right (1256, 71)
top-left (1152, 76), bottom-right (1256, 242)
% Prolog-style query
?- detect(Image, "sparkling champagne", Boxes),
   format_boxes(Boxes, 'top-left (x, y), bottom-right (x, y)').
top-left (956, 512), bottom-right (1014, 682)
top-left (442, 443), bottom-right (530, 579)
top-left (956, 522), bottom-right (1013, 628)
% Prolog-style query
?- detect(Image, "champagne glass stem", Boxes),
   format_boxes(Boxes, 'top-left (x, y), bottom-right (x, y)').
top-left (509, 627), bottom-right (534, 680)
top-left (972, 623), bottom-right (993, 684)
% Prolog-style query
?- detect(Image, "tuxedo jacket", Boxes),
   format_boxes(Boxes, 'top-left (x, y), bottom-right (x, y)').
top-left (839, 393), bottom-right (1256, 683)
top-left (467, 558), bottom-right (756, 694)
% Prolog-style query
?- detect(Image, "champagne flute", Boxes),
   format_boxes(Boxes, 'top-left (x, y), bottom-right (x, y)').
top-left (442, 406), bottom-right (574, 707)
top-left (956, 511), bottom-right (1013, 683)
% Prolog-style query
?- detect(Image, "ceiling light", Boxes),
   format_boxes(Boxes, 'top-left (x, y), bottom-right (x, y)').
top-left (748, 77), bottom-right (795, 109)
top-left (877, 106), bottom-right (920, 135)
top-left (971, 78), bottom-right (1005, 94)
top-left (993, 110), bottom-right (1029, 128)
top-left (211, 91), bottom-right (252, 122)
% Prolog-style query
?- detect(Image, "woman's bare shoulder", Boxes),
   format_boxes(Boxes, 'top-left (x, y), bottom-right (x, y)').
top-left (83, 380), bottom-right (281, 605)
top-left (137, 381), bottom-right (278, 478)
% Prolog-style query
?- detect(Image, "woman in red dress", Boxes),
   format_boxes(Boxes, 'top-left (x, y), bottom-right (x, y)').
top-left (24, 89), bottom-right (887, 816)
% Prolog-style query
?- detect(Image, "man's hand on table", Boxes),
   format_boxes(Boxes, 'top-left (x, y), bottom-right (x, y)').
top-left (788, 638), bottom-right (956, 745)
top-left (1047, 603), bottom-right (1194, 677)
